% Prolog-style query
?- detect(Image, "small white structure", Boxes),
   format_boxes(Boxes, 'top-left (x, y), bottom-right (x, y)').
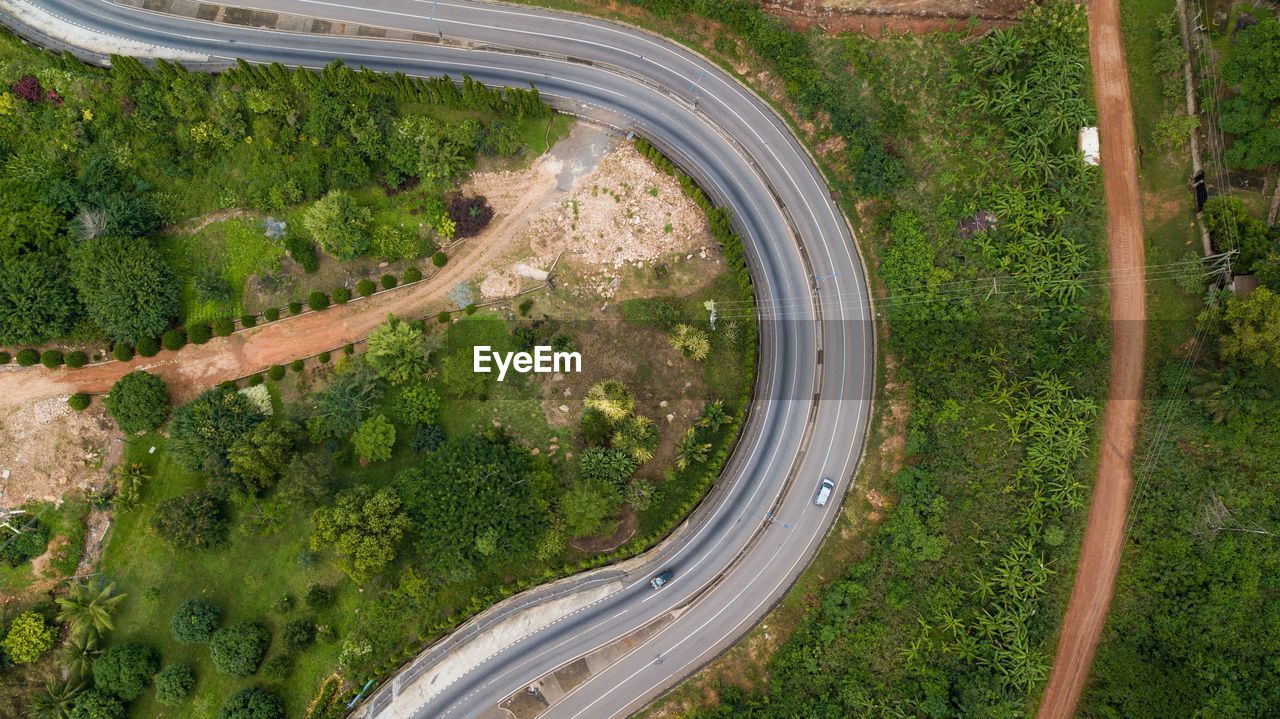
top-left (1080, 127), bottom-right (1101, 166)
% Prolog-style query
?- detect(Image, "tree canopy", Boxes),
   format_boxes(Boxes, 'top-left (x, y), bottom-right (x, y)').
top-left (104, 370), bottom-right (170, 435)
top-left (91, 643), bottom-right (159, 701)
top-left (1220, 286), bottom-right (1280, 370)
top-left (70, 235), bottom-right (179, 343)
top-left (168, 386), bottom-right (267, 479)
top-left (1221, 18), bottom-right (1280, 170)
top-left (303, 190), bottom-right (371, 259)
top-left (310, 486), bottom-right (412, 582)
top-left (209, 622), bottom-right (270, 677)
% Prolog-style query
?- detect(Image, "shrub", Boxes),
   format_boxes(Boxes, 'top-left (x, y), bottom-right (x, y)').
top-left (518, 298), bottom-right (534, 316)
top-left (70, 688), bottom-right (126, 719)
top-left (40, 349), bottom-right (64, 368)
top-left (317, 351), bottom-right (331, 364)
top-left (352, 414), bottom-right (396, 463)
top-left (446, 194), bottom-right (494, 238)
top-left (247, 374), bottom-right (264, 386)
top-left (68, 392), bottom-right (91, 411)
top-left (136, 336), bottom-right (160, 357)
top-left (65, 350), bottom-right (89, 368)
top-left (267, 365), bottom-right (285, 381)
top-left (112, 342), bottom-right (134, 362)
top-left (15, 348), bottom-right (38, 366)
top-left (0, 526), bottom-right (47, 565)
top-left (214, 318), bottom-right (235, 337)
top-left (0, 351), bottom-right (9, 364)
top-left (162, 329), bottom-right (186, 351)
top-left (356, 278), bottom-right (377, 297)
top-left (303, 190), bottom-right (371, 260)
top-left (188, 322), bottom-right (212, 345)
top-left (411, 423), bottom-right (446, 453)
top-left (380, 274), bottom-right (397, 290)
top-left (92, 643), bottom-right (159, 701)
top-left (152, 491), bottom-right (228, 550)
top-left (154, 664), bottom-right (196, 706)
top-left (105, 371), bottom-right (169, 434)
top-left (331, 286), bottom-right (351, 304)
top-left (210, 622), bottom-right (271, 677)
top-left (304, 584), bottom-right (333, 609)
top-left (288, 301), bottom-right (303, 316)
top-left (432, 251), bottom-right (448, 267)
top-left (283, 234), bottom-right (320, 273)
top-left (263, 307), bottom-right (280, 322)
top-left (290, 359), bottom-right (305, 373)
top-left (172, 598), bottom-right (221, 643)
top-left (218, 687), bottom-right (283, 719)
top-left (282, 619), bottom-right (316, 652)
top-left (240, 313), bottom-right (257, 328)
top-left (437, 311), bottom-right (451, 324)
top-left (261, 654), bottom-right (292, 681)
top-left (403, 266), bottom-right (423, 283)
top-left (344, 343), bottom-right (355, 356)
top-left (218, 380), bottom-right (236, 390)
top-left (464, 304), bottom-right (477, 315)
top-left (307, 291), bottom-right (329, 311)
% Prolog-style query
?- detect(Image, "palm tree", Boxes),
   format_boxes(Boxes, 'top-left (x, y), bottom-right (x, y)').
top-left (30, 676), bottom-right (87, 719)
top-left (56, 579), bottom-right (126, 638)
top-left (676, 429), bottom-right (711, 471)
top-left (58, 630), bottom-right (101, 678)
top-left (585, 380), bottom-right (634, 422)
top-left (612, 415), bottom-right (659, 463)
top-left (114, 462), bottom-right (149, 511)
top-left (697, 401), bottom-right (730, 433)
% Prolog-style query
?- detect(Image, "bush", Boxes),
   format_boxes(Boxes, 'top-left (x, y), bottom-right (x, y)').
top-left (344, 343), bottom-right (355, 356)
top-left (446, 194), bottom-right (494, 238)
top-left (40, 349), bottom-right (64, 368)
top-left (288, 301), bottom-right (303, 316)
top-left (332, 286), bottom-right (351, 304)
top-left (380, 274), bottom-right (397, 290)
top-left (267, 365), bottom-right (285, 381)
top-left (15, 348), bottom-right (38, 366)
top-left (105, 370), bottom-right (169, 434)
top-left (93, 643), bottom-right (159, 701)
top-left (303, 189), bottom-right (371, 260)
top-left (464, 304), bottom-right (477, 315)
top-left (214, 318), bottom-right (235, 337)
top-left (411, 423), bottom-right (446, 453)
top-left (0, 351), bottom-right (9, 364)
top-left (261, 654), bottom-right (292, 681)
top-left (0, 526), bottom-right (47, 566)
top-left (210, 622), bottom-right (271, 677)
top-left (241, 313), bottom-right (257, 328)
top-left (283, 234), bottom-right (320, 273)
top-left (263, 307), bottom-right (280, 322)
top-left (437, 311), bottom-right (451, 324)
top-left (154, 664), bottom-right (196, 706)
top-left (432, 251), bottom-right (448, 267)
top-left (518, 298), bottom-right (534, 316)
top-left (304, 584), bottom-right (333, 609)
top-left (356, 278), bottom-right (377, 297)
top-left (247, 374), bottom-right (264, 386)
top-left (318, 351), bottom-right (331, 364)
top-left (68, 392), bottom-right (91, 411)
top-left (290, 360), bottom-right (306, 375)
top-left (152, 491), bottom-right (229, 550)
top-left (403, 266), bottom-right (423, 283)
top-left (162, 329), bottom-right (186, 351)
top-left (69, 688), bottom-right (126, 719)
top-left (282, 619), bottom-right (316, 652)
top-left (307, 291), bottom-right (329, 311)
top-left (65, 350), bottom-right (89, 368)
top-left (172, 598), bottom-right (221, 643)
top-left (112, 342), bottom-right (134, 362)
top-left (188, 322), bottom-right (212, 345)
top-left (218, 687), bottom-right (283, 719)
top-left (136, 336), bottom-right (160, 357)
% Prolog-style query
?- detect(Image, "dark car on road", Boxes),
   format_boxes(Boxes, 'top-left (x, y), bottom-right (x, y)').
top-left (650, 569), bottom-right (674, 589)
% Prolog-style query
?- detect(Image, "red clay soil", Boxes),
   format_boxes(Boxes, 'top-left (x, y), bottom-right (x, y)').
top-left (1037, 1), bottom-right (1147, 717)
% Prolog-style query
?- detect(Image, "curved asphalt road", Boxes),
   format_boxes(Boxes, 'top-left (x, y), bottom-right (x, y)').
top-left (4, 1), bottom-right (876, 716)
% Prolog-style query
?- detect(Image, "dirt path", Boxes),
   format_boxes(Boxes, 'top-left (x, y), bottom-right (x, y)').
top-left (1036, 1), bottom-right (1146, 716)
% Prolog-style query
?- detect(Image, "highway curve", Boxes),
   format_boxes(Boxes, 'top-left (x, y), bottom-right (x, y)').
top-left (1, 1), bottom-right (876, 717)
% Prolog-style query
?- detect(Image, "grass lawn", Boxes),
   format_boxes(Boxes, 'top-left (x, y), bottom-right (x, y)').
top-left (159, 218), bottom-right (286, 324)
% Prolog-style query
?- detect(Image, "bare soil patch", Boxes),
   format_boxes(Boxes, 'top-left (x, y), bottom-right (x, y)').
top-left (762, 0), bottom-right (1028, 30)
top-left (0, 397), bottom-right (115, 507)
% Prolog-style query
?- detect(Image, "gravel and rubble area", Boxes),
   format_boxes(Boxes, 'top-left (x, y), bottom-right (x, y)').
top-left (0, 396), bottom-right (116, 507)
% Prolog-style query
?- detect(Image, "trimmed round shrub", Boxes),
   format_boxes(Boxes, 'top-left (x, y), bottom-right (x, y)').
top-left (464, 304), bottom-right (477, 315)
top-left (403, 266), bottom-right (423, 283)
top-left (162, 329), bottom-right (186, 351)
top-left (68, 392), bottom-right (91, 411)
top-left (214, 318), bottom-right (235, 337)
top-left (218, 380), bottom-right (236, 390)
top-left (0, 351), bottom-right (9, 364)
top-left (105, 371), bottom-right (169, 434)
top-left (247, 374), bottom-right (264, 387)
top-left (218, 687), bottom-right (283, 719)
top-left (267, 365), bottom-right (285, 381)
top-left (92, 642), bottom-right (159, 701)
top-left (343, 344), bottom-right (355, 356)
top-left (154, 664), bottom-right (196, 706)
top-left (210, 622), bottom-right (270, 677)
top-left (66, 350), bottom-right (89, 368)
top-left (290, 359), bottom-right (305, 373)
top-left (288, 301), bottom-right (303, 316)
top-left (16, 348), bottom-right (40, 366)
top-left (240, 313), bottom-right (257, 328)
top-left (307, 291), bottom-right (329, 311)
top-left (380, 274), bottom-right (397, 290)
top-left (112, 342), bottom-right (135, 362)
top-left (436, 311), bottom-right (451, 324)
top-left (432, 251), bottom-right (448, 267)
top-left (188, 323), bottom-right (212, 345)
top-left (263, 307), bottom-right (280, 322)
top-left (331, 286), bottom-right (351, 305)
top-left (317, 351), bottom-right (331, 364)
top-left (356, 278), bottom-right (376, 297)
top-left (40, 349), bottom-right (64, 368)
top-left (136, 336), bottom-right (160, 357)
top-left (172, 598), bottom-right (221, 643)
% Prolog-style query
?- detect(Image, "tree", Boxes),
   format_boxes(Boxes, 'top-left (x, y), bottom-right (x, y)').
top-left (579, 447), bottom-right (638, 489)
top-left (92, 643), bottom-right (159, 701)
top-left (218, 687), bottom-right (284, 719)
top-left (171, 598), bottom-right (221, 643)
top-left (411, 423), bottom-right (447, 453)
top-left (352, 414), bottom-right (396, 463)
top-left (152, 491), bottom-right (229, 550)
top-left (394, 382), bottom-right (441, 426)
top-left (303, 190), bottom-right (371, 259)
top-left (1202, 195), bottom-right (1273, 272)
top-left (310, 486), bottom-right (412, 582)
top-left (366, 317), bottom-right (432, 384)
top-left (585, 380), bottom-right (634, 422)
top-left (305, 358), bottom-right (382, 440)
top-left (56, 579), bottom-right (126, 638)
top-left (103, 370), bottom-right (169, 434)
top-left (168, 386), bottom-right (266, 477)
top-left (226, 422), bottom-right (296, 498)
top-left (276, 452), bottom-right (335, 507)
top-left (1220, 287), bottom-right (1280, 370)
top-left (0, 253), bottom-right (78, 345)
top-left (697, 401), bottom-right (731, 433)
top-left (669, 324), bottom-right (711, 360)
top-left (59, 631), bottom-right (101, 678)
top-left (441, 348), bottom-right (486, 397)
top-left (282, 619), bottom-right (316, 652)
top-left (1220, 18), bottom-right (1280, 170)
top-left (30, 676), bottom-right (87, 719)
top-left (154, 664), bottom-right (196, 706)
top-left (677, 428), bottom-right (712, 471)
top-left (1, 610), bottom-right (55, 664)
top-left (210, 622), bottom-right (271, 677)
top-left (561, 480), bottom-right (620, 538)
top-left (68, 689), bottom-right (126, 719)
top-left (612, 415), bottom-right (660, 463)
top-left (70, 236), bottom-right (179, 343)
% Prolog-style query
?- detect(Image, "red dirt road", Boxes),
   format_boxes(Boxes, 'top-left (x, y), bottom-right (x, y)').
top-left (1037, 1), bottom-right (1146, 716)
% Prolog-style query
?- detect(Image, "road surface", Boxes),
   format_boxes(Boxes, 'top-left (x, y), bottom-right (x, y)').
top-left (0, 1), bottom-right (876, 717)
